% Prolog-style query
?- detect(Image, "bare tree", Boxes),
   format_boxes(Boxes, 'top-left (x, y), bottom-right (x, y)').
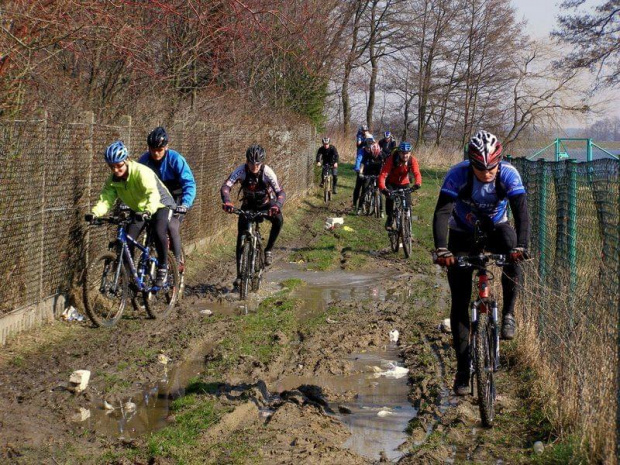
top-left (553, 0), bottom-right (620, 89)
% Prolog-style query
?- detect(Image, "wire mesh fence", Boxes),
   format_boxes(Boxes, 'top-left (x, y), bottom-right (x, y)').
top-left (511, 157), bottom-right (619, 463)
top-left (0, 112), bottom-right (316, 320)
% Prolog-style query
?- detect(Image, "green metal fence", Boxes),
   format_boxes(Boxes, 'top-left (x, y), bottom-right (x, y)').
top-left (511, 157), bottom-right (619, 463)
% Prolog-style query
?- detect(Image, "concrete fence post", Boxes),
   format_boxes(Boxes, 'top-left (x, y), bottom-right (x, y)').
top-left (38, 110), bottom-right (49, 303)
top-left (119, 115), bottom-right (132, 154)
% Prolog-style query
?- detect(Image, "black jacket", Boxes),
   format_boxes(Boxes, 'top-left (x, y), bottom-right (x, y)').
top-left (316, 145), bottom-right (339, 165)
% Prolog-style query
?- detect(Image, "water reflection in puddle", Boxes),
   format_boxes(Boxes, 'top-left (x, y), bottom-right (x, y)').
top-left (275, 348), bottom-right (416, 462)
top-left (88, 265), bottom-right (417, 461)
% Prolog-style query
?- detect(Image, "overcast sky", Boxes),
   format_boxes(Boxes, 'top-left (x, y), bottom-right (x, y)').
top-left (513, 0), bottom-right (562, 39)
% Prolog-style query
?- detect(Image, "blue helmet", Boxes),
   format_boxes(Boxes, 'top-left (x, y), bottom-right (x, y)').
top-left (384, 131), bottom-right (392, 139)
top-left (399, 141), bottom-right (412, 152)
top-left (104, 141), bottom-right (128, 164)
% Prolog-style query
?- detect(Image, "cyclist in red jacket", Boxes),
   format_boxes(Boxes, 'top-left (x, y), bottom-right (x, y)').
top-left (378, 142), bottom-right (422, 230)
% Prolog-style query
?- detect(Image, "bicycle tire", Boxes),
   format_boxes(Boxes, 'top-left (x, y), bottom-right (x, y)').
top-left (239, 240), bottom-right (252, 300)
top-left (388, 226), bottom-right (399, 252)
top-left (475, 312), bottom-right (496, 427)
top-left (144, 252), bottom-right (180, 319)
top-left (82, 252), bottom-right (128, 327)
top-left (362, 189), bottom-right (372, 215)
top-left (323, 175), bottom-right (331, 205)
top-left (252, 241), bottom-right (264, 292)
top-left (401, 210), bottom-right (412, 258)
top-left (374, 190), bottom-right (381, 218)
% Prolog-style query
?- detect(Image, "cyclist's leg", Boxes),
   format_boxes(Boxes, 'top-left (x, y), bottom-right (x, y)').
top-left (352, 174), bottom-right (363, 207)
top-left (447, 229), bottom-right (474, 388)
top-left (263, 203), bottom-right (283, 253)
top-left (358, 176), bottom-right (370, 210)
top-left (332, 166), bottom-right (338, 193)
top-left (384, 182), bottom-right (397, 228)
top-left (126, 217), bottom-right (147, 257)
top-left (151, 208), bottom-right (172, 285)
top-left (168, 215), bottom-right (183, 264)
top-left (490, 223), bottom-right (521, 337)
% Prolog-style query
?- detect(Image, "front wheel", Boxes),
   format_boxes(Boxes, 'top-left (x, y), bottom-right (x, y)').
top-left (401, 210), bottom-right (412, 258)
top-left (475, 312), bottom-right (496, 427)
top-left (323, 175), bottom-right (331, 205)
top-left (374, 190), bottom-right (382, 218)
top-left (82, 252), bottom-right (128, 327)
top-left (252, 242), bottom-right (264, 292)
top-left (239, 240), bottom-right (252, 300)
top-left (144, 252), bottom-right (180, 319)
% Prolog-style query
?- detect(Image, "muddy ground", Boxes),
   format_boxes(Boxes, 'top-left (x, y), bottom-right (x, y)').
top-left (0, 170), bottom-right (550, 464)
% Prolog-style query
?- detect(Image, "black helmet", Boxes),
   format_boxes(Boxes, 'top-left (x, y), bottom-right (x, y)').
top-left (246, 144), bottom-right (266, 164)
top-left (147, 126), bottom-right (169, 149)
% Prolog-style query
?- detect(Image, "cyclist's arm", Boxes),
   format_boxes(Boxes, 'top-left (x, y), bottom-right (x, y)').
top-left (354, 150), bottom-right (363, 172)
top-left (332, 146), bottom-right (339, 165)
top-left (315, 148), bottom-right (322, 164)
top-left (91, 178), bottom-right (118, 217)
top-left (264, 165), bottom-right (286, 208)
top-left (508, 193), bottom-right (530, 248)
top-left (378, 155), bottom-right (392, 190)
top-left (171, 153), bottom-right (197, 208)
top-left (410, 157), bottom-right (422, 186)
top-left (432, 193), bottom-right (454, 249)
top-left (221, 165), bottom-right (244, 204)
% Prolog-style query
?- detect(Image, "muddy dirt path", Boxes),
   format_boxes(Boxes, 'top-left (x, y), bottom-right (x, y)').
top-left (0, 172), bottom-right (545, 464)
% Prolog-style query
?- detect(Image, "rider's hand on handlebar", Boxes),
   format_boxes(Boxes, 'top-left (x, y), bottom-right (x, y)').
top-left (316, 162), bottom-right (321, 167)
top-left (269, 205), bottom-right (280, 217)
top-left (413, 183), bottom-right (421, 191)
top-left (135, 211), bottom-right (151, 222)
top-left (175, 205), bottom-right (188, 215)
top-left (84, 213), bottom-right (96, 223)
top-left (509, 247), bottom-right (529, 263)
top-left (358, 173), bottom-right (365, 179)
top-left (223, 202), bottom-right (235, 214)
top-left (381, 189), bottom-right (391, 198)
top-left (433, 248), bottom-right (455, 267)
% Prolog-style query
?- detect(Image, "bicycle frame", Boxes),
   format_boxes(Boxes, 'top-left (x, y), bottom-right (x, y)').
top-left (103, 218), bottom-right (161, 294)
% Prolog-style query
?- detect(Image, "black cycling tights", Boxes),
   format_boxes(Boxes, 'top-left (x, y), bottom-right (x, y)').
top-left (127, 207), bottom-right (171, 270)
top-left (446, 223), bottom-right (522, 374)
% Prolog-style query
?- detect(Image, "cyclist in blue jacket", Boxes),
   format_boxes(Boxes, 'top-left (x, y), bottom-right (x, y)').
top-left (139, 127), bottom-right (196, 272)
top-left (432, 130), bottom-right (530, 395)
top-left (353, 125), bottom-right (373, 210)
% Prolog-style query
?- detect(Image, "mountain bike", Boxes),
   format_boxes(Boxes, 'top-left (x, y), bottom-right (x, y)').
top-left (321, 164), bottom-right (333, 205)
top-left (234, 208), bottom-right (268, 301)
top-left (82, 211), bottom-right (179, 327)
top-left (386, 187), bottom-right (415, 258)
top-left (455, 252), bottom-right (509, 427)
top-left (360, 175), bottom-right (382, 218)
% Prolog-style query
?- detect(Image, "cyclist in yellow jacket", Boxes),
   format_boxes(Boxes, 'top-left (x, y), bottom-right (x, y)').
top-left (85, 141), bottom-right (176, 287)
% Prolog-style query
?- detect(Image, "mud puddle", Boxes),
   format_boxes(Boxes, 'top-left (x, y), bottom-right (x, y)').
top-left (88, 265), bottom-right (417, 459)
top-left (275, 348), bottom-right (416, 462)
top-left (87, 349), bottom-right (209, 438)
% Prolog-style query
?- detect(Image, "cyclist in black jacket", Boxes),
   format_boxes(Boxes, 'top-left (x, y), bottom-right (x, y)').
top-left (378, 131), bottom-right (396, 156)
top-left (316, 137), bottom-right (339, 194)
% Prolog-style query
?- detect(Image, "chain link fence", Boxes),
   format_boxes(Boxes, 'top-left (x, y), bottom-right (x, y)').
top-left (511, 157), bottom-right (619, 463)
top-left (0, 112), bottom-right (316, 335)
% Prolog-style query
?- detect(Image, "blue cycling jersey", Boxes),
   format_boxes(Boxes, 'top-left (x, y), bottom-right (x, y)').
top-left (138, 149), bottom-right (196, 208)
top-left (440, 160), bottom-right (525, 232)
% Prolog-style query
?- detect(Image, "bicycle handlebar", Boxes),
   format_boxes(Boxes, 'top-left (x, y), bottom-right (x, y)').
top-left (386, 186), bottom-right (418, 196)
top-left (456, 253), bottom-right (508, 268)
top-left (232, 208), bottom-right (271, 221)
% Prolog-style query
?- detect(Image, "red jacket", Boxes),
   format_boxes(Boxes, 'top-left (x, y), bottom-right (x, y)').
top-left (378, 152), bottom-right (422, 190)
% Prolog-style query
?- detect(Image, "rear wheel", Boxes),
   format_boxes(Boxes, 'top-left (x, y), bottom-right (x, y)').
top-left (83, 252), bottom-right (128, 327)
top-left (475, 313), bottom-right (496, 427)
top-left (239, 241), bottom-right (252, 300)
top-left (401, 210), bottom-right (412, 258)
top-left (144, 252), bottom-right (179, 319)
